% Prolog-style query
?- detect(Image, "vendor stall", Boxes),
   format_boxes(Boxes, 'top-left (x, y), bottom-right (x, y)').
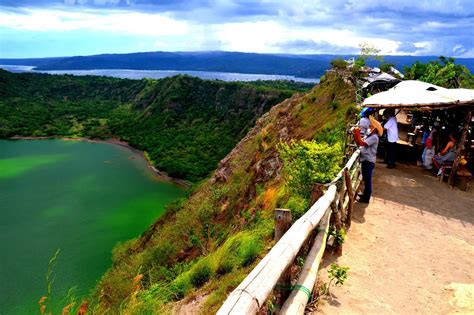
top-left (363, 80), bottom-right (474, 190)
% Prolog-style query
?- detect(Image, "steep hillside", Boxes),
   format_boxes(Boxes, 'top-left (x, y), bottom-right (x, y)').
top-left (0, 71), bottom-right (302, 181)
top-left (90, 74), bottom-right (357, 313)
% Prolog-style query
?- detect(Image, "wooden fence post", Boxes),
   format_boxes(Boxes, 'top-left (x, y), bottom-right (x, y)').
top-left (274, 209), bottom-right (292, 308)
top-left (448, 110), bottom-right (472, 186)
top-left (330, 202), bottom-right (343, 255)
top-left (344, 168), bottom-right (354, 228)
top-left (274, 209), bottom-right (292, 241)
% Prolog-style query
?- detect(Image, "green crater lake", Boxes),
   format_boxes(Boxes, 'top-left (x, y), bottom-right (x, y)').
top-left (0, 139), bottom-right (186, 314)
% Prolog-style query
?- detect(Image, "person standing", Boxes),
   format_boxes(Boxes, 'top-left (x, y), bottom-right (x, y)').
top-left (353, 116), bottom-right (382, 203)
top-left (383, 108), bottom-right (398, 168)
top-left (358, 107), bottom-right (373, 136)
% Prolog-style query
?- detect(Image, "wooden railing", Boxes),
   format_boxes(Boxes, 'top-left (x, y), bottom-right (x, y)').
top-left (218, 150), bottom-right (361, 315)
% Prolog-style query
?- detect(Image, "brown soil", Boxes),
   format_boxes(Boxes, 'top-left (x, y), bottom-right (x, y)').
top-left (316, 162), bottom-right (474, 314)
top-left (172, 293), bottom-right (209, 315)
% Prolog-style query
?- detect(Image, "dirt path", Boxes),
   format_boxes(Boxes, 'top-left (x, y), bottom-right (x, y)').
top-left (316, 162), bottom-right (474, 314)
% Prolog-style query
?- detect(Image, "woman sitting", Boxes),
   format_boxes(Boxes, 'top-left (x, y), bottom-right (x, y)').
top-left (432, 132), bottom-right (458, 170)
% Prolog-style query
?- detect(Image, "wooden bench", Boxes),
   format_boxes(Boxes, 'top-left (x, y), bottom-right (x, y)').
top-left (439, 165), bottom-right (472, 191)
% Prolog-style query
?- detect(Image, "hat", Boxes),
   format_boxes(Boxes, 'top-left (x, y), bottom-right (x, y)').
top-left (369, 116), bottom-right (383, 136)
top-left (360, 107), bottom-right (374, 117)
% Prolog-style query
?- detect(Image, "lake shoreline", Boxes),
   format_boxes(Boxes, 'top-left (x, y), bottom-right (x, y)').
top-left (7, 136), bottom-right (192, 188)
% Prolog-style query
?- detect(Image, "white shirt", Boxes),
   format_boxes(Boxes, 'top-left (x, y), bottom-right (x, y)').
top-left (384, 116), bottom-right (398, 143)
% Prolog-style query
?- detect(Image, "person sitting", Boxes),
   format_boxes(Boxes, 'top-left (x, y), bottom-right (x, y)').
top-left (353, 116), bottom-right (383, 203)
top-left (432, 132), bottom-right (458, 170)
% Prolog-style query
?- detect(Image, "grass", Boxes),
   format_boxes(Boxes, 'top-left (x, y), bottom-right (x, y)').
top-left (89, 73), bottom-right (357, 313)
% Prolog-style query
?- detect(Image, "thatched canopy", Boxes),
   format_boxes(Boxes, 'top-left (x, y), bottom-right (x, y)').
top-left (363, 80), bottom-right (474, 110)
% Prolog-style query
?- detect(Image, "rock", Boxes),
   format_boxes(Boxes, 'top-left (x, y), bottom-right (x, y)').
top-left (278, 126), bottom-right (289, 141)
top-left (255, 156), bottom-right (283, 182)
top-left (211, 164), bottom-right (232, 183)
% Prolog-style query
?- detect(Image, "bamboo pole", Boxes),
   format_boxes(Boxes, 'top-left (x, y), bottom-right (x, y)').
top-left (219, 150), bottom-right (361, 314)
top-left (217, 185), bottom-right (337, 315)
top-left (279, 208), bottom-right (332, 314)
top-left (344, 168), bottom-right (354, 228)
top-left (338, 176), bottom-right (346, 220)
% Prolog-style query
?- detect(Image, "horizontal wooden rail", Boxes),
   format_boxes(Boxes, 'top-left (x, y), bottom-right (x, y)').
top-left (217, 185), bottom-right (337, 314)
top-left (280, 208), bottom-right (332, 314)
top-left (218, 149), bottom-right (361, 315)
top-left (329, 150), bottom-right (360, 185)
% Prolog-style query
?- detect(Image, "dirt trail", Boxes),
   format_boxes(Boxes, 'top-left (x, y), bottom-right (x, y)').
top-left (316, 162), bottom-right (474, 314)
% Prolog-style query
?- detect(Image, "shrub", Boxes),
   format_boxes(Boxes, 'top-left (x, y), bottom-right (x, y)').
top-left (284, 195), bottom-right (309, 220)
top-left (148, 242), bottom-right (176, 266)
top-left (237, 237), bottom-right (262, 267)
top-left (170, 274), bottom-right (192, 300)
top-left (380, 62), bottom-right (395, 73)
top-left (190, 262), bottom-right (213, 288)
top-left (330, 58), bottom-right (348, 69)
top-left (216, 258), bottom-right (235, 275)
top-left (111, 239), bottom-right (135, 264)
top-left (278, 139), bottom-right (343, 199)
top-left (330, 100), bottom-right (340, 110)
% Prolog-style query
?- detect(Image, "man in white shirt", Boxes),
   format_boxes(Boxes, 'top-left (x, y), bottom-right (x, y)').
top-left (383, 108), bottom-right (398, 168)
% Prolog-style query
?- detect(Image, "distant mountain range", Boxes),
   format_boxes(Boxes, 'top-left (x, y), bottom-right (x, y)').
top-left (1, 51), bottom-right (473, 78)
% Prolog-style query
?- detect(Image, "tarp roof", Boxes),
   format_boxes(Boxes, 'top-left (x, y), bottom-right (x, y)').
top-left (363, 72), bottom-right (401, 88)
top-left (367, 72), bottom-right (400, 83)
top-left (363, 80), bottom-right (474, 110)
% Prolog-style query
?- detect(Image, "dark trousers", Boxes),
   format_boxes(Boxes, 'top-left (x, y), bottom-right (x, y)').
top-left (385, 141), bottom-right (397, 166)
top-left (361, 161), bottom-right (375, 201)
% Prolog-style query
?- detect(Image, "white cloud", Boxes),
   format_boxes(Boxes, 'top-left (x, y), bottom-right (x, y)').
top-left (153, 40), bottom-right (169, 49)
top-left (214, 21), bottom-right (284, 53)
top-left (0, 8), bottom-right (189, 36)
top-left (0, 1), bottom-right (471, 57)
top-left (211, 20), bottom-right (401, 55)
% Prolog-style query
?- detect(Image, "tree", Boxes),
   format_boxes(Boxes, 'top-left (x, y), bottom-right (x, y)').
top-left (380, 62), bottom-right (395, 73)
top-left (404, 56), bottom-right (474, 88)
top-left (355, 42), bottom-right (383, 67)
top-left (330, 58), bottom-right (348, 70)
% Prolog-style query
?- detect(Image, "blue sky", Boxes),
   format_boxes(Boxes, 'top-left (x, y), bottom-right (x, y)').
top-left (0, 0), bottom-right (473, 58)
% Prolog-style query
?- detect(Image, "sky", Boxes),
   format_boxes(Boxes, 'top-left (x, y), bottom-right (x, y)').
top-left (0, 0), bottom-right (473, 58)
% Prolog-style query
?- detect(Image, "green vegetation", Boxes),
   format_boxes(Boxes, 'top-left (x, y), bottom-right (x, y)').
top-left (2, 68), bottom-right (356, 312)
top-left (320, 263), bottom-right (349, 295)
top-left (357, 42), bottom-right (383, 66)
top-left (330, 58), bottom-right (348, 70)
top-left (86, 73), bottom-right (356, 313)
top-left (329, 227), bottom-right (346, 245)
top-left (277, 118), bottom-right (346, 219)
top-left (278, 140), bottom-right (342, 198)
top-left (380, 62), bottom-right (395, 73)
top-left (404, 56), bottom-right (474, 88)
top-left (39, 249), bottom-right (83, 315)
top-left (0, 70), bottom-right (308, 181)
top-left (243, 80), bottom-right (315, 92)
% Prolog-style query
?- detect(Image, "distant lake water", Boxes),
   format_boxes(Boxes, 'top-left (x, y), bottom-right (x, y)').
top-left (0, 65), bottom-right (320, 83)
top-left (0, 139), bottom-right (185, 314)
